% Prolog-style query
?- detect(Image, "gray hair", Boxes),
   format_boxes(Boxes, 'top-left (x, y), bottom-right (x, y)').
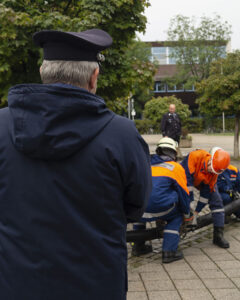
top-left (40, 60), bottom-right (99, 88)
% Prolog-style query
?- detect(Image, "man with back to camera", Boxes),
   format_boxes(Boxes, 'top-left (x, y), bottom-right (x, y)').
top-left (0, 29), bottom-right (152, 300)
top-left (161, 104), bottom-right (181, 144)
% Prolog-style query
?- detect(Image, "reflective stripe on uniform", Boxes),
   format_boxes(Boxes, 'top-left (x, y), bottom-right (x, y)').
top-left (199, 196), bottom-right (208, 204)
top-left (163, 229), bottom-right (179, 235)
top-left (142, 204), bottom-right (175, 219)
top-left (188, 186), bottom-right (194, 192)
top-left (211, 208), bottom-right (225, 213)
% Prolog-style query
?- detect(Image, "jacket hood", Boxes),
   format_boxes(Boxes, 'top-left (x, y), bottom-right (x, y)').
top-left (8, 83), bottom-right (114, 160)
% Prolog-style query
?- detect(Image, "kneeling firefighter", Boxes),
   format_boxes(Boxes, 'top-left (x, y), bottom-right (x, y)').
top-left (181, 147), bottom-right (230, 248)
top-left (132, 137), bottom-right (191, 263)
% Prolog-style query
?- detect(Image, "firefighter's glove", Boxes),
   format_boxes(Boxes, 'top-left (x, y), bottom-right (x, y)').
top-left (184, 212), bottom-right (194, 226)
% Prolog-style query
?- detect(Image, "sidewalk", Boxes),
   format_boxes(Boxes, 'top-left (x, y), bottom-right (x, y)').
top-left (127, 134), bottom-right (240, 300)
top-left (127, 221), bottom-right (240, 300)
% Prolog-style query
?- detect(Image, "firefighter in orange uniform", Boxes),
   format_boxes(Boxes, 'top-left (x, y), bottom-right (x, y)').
top-left (181, 147), bottom-right (230, 248)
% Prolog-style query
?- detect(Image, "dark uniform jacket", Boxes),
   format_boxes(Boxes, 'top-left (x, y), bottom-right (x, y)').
top-left (0, 83), bottom-right (152, 300)
top-left (161, 112), bottom-right (181, 143)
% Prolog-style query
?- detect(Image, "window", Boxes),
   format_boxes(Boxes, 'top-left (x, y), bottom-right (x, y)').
top-left (168, 47), bottom-right (177, 64)
top-left (184, 82), bottom-right (195, 91)
top-left (154, 82), bottom-right (166, 92)
top-left (151, 47), bottom-right (167, 64)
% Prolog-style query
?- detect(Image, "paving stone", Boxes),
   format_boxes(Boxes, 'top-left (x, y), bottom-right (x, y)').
top-left (216, 260), bottom-right (240, 270)
top-left (178, 289), bottom-right (214, 300)
top-left (202, 278), bottom-right (235, 289)
top-left (128, 272), bottom-right (140, 281)
top-left (196, 269), bottom-right (226, 279)
top-left (202, 247), bottom-right (229, 255)
top-left (184, 254), bottom-right (212, 263)
top-left (227, 241), bottom-right (240, 253)
top-left (163, 260), bottom-right (191, 271)
top-left (182, 247), bottom-right (203, 256)
top-left (224, 268), bottom-right (240, 278)
top-left (210, 288), bottom-right (240, 300)
top-left (131, 263), bottom-right (164, 273)
top-left (231, 252), bottom-right (240, 259)
top-left (173, 279), bottom-right (205, 290)
top-left (189, 261), bottom-right (218, 270)
top-left (127, 292), bottom-right (148, 300)
top-left (231, 277), bottom-right (240, 288)
top-left (144, 279), bottom-right (175, 291)
top-left (206, 253), bottom-right (235, 261)
top-left (167, 270), bottom-right (198, 280)
top-left (128, 281), bottom-right (145, 292)
top-left (148, 291), bottom-right (181, 300)
top-left (140, 271), bottom-right (169, 281)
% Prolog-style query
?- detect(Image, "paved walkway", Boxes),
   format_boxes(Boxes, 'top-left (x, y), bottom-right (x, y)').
top-left (127, 134), bottom-right (240, 299)
top-left (142, 133), bottom-right (236, 157)
top-left (127, 221), bottom-right (240, 300)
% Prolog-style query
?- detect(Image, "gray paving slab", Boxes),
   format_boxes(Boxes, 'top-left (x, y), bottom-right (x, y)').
top-left (196, 269), bottom-right (227, 279)
top-left (167, 270), bottom-right (198, 280)
top-left (202, 278), bottom-right (235, 289)
top-left (140, 271), bottom-right (170, 281)
top-left (128, 281), bottom-right (145, 292)
top-left (173, 279), bottom-right (206, 290)
top-left (144, 279), bottom-right (175, 291)
top-left (178, 289), bottom-right (214, 300)
top-left (148, 291), bottom-right (181, 300)
top-left (210, 288), bottom-right (240, 300)
top-left (127, 292), bottom-right (148, 300)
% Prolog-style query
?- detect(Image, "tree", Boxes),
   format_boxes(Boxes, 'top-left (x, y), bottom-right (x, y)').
top-left (123, 40), bottom-right (157, 118)
top-left (196, 51), bottom-right (240, 158)
top-left (167, 14), bottom-right (232, 84)
top-left (0, 0), bottom-right (152, 113)
top-left (143, 95), bottom-right (191, 124)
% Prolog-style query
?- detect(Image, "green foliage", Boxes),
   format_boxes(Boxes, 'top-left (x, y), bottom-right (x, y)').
top-left (134, 119), bottom-right (159, 134)
top-left (0, 0), bottom-right (151, 110)
top-left (125, 40), bottom-right (157, 117)
top-left (167, 14), bottom-right (232, 84)
top-left (143, 95), bottom-right (191, 123)
top-left (196, 51), bottom-right (240, 116)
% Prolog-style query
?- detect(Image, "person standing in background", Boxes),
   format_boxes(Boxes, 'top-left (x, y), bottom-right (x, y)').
top-left (161, 104), bottom-right (181, 144)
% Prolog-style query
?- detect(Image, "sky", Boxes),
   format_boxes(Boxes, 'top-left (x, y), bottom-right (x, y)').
top-left (137, 0), bottom-right (240, 50)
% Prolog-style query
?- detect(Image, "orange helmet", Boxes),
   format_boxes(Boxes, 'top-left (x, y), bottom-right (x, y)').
top-left (210, 147), bottom-right (230, 174)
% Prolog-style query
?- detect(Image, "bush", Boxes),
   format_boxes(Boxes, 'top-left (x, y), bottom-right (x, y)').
top-left (143, 95), bottom-right (191, 123)
top-left (184, 118), bottom-right (204, 133)
top-left (134, 119), bottom-right (160, 134)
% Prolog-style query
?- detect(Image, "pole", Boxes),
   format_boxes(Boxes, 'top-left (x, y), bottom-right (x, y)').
top-left (222, 112), bottom-right (225, 133)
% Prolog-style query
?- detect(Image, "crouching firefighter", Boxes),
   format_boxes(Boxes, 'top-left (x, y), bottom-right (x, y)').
top-left (132, 137), bottom-right (191, 263)
top-left (218, 164), bottom-right (240, 221)
top-left (181, 147), bottom-right (230, 248)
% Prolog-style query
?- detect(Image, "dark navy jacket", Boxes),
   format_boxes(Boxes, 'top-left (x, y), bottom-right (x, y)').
top-left (141, 155), bottom-right (190, 222)
top-left (0, 83), bottom-right (152, 300)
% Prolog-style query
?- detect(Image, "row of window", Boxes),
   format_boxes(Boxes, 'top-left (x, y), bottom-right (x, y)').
top-left (154, 82), bottom-right (195, 93)
top-left (150, 46), bottom-right (226, 65)
top-left (150, 47), bottom-right (176, 65)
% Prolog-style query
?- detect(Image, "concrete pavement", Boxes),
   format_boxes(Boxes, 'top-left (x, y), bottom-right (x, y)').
top-left (127, 134), bottom-right (240, 300)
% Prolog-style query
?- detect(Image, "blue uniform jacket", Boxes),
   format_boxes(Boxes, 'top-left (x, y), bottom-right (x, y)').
top-left (0, 83), bottom-right (152, 300)
top-left (142, 155), bottom-right (190, 221)
top-left (218, 165), bottom-right (240, 194)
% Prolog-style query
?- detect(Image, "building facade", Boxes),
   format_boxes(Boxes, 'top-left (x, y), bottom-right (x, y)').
top-left (147, 41), bottom-right (231, 114)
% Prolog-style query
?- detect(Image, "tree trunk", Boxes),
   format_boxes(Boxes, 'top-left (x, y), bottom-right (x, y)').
top-left (234, 115), bottom-right (240, 158)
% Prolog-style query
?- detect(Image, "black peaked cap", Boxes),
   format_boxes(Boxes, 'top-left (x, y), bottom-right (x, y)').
top-left (33, 29), bottom-right (113, 61)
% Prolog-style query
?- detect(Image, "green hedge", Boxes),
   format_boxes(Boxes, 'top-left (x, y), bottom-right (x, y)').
top-left (135, 117), bottom-right (236, 134)
top-left (134, 119), bottom-right (159, 134)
